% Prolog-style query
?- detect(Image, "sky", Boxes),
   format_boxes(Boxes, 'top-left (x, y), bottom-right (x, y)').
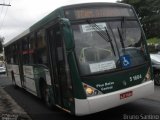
top-left (0, 0), bottom-right (117, 44)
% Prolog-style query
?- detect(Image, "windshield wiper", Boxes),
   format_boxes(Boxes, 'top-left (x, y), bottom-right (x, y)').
top-left (87, 19), bottom-right (116, 56)
top-left (117, 17), bottom-right (126, 49)
top-left (117, 27), bottom-right (125, 48)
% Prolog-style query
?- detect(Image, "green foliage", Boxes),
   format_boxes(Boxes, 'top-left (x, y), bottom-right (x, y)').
top-left (147, 37), bottom-right (160, 53)
top-left (147, 37), bottom-right (160, 44)
top-left (119, 0), bottom-right (160, 39)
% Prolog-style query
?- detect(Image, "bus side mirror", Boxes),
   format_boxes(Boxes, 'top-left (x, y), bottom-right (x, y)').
top-left (60, 18), bottom-right (75, 51)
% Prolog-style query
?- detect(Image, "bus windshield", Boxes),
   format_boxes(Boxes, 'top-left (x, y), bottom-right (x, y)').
top-left (72, 19), bottom-right (147, 76)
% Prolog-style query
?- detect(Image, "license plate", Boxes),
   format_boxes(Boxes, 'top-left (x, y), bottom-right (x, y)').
top-left (120, 91), bottom-right (133, 99)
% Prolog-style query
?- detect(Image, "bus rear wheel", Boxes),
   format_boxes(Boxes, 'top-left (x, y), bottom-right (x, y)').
top-left (42, 83), bottom-right (53, 108)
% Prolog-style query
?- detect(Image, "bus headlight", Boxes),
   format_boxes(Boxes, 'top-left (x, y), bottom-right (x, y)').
top-left (86, 87), bottom-right (94, 95)
top-left (83, 83), bottom-right (102, 97)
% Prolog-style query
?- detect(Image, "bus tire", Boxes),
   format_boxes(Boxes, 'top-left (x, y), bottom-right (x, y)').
top-left (154, 70), bottom-right (160, 86)
top-left (41, 82), bottom-right (53, 108)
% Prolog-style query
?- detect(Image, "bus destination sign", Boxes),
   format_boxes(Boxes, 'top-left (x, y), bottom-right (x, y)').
top-left (65, 7), bottom-right (135, 20)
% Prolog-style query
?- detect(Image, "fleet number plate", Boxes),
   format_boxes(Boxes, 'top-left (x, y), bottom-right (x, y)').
top-left (120, 91), bottom-right (133, 99)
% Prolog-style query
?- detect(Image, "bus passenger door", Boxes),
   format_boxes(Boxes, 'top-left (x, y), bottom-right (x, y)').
top-left (47, 23), bottom-right (73, 111)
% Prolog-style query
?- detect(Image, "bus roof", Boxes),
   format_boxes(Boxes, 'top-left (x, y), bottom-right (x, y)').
top-left (4, 2), bottom-right (132, 47)
top-left (63, 2), bottom-right (131, 9)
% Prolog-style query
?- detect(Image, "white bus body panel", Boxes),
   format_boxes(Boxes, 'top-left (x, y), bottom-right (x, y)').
top-left (12, 65), bottom-right (21, 87)
top-left (23, 66), bottom-right (37, 96)
top-left (75, 81), bottom-right (154, 116)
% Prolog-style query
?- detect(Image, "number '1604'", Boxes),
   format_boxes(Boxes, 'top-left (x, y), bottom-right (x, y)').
top-left (129, 74), bottom-right (142, 81)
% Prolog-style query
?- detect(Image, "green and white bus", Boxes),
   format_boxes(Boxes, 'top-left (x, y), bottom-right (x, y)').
top-left (4, 2), bottom-right (154, 116)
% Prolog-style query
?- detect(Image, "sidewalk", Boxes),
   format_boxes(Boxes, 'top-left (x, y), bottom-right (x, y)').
top-left (0, 87), bottom-right (31, 120)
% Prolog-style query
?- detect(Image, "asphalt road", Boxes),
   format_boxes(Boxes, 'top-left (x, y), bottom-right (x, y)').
top-left (0, 74), bottom-right (11, 87)
top-left (1, 74), bottom-right (160, 120)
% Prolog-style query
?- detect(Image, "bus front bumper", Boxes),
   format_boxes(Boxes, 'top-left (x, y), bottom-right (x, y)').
top-left (74, 81), bottom-right (154, 116)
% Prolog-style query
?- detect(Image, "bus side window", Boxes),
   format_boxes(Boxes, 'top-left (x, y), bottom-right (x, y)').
top-left (29, 34), bottom-right (36, 64)
top-left (22, 37), bottom-right (29, 65)
top-left (8, 43), bottom-right (19, 65)
top-left (13, 43), bottom-right (19, 64)
top-left (37, 29), bottom-right (48, 67)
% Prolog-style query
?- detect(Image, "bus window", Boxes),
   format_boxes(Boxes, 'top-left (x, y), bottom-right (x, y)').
top-left (72, 23), bottom-right (117, 75)
top-left (72, 20), bottom-right (146, 75)
top-left (37, 29), bottom-right (48, 66)
top-left (29, 34), bottom-right (36, 64)
top-left (108, 20), bottom-right (146, 67)
top-left (13, 43), bottom-right (19, 64)
top-left (22, 37), bottom-right (29, 64)
top-left (8, 43), bottom-right (18, 64)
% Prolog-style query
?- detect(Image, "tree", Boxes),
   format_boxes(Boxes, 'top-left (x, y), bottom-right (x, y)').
top-left (118, 0), bottom-right (160, 39)
top-left (0, 36), bottom-right (4, 53)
